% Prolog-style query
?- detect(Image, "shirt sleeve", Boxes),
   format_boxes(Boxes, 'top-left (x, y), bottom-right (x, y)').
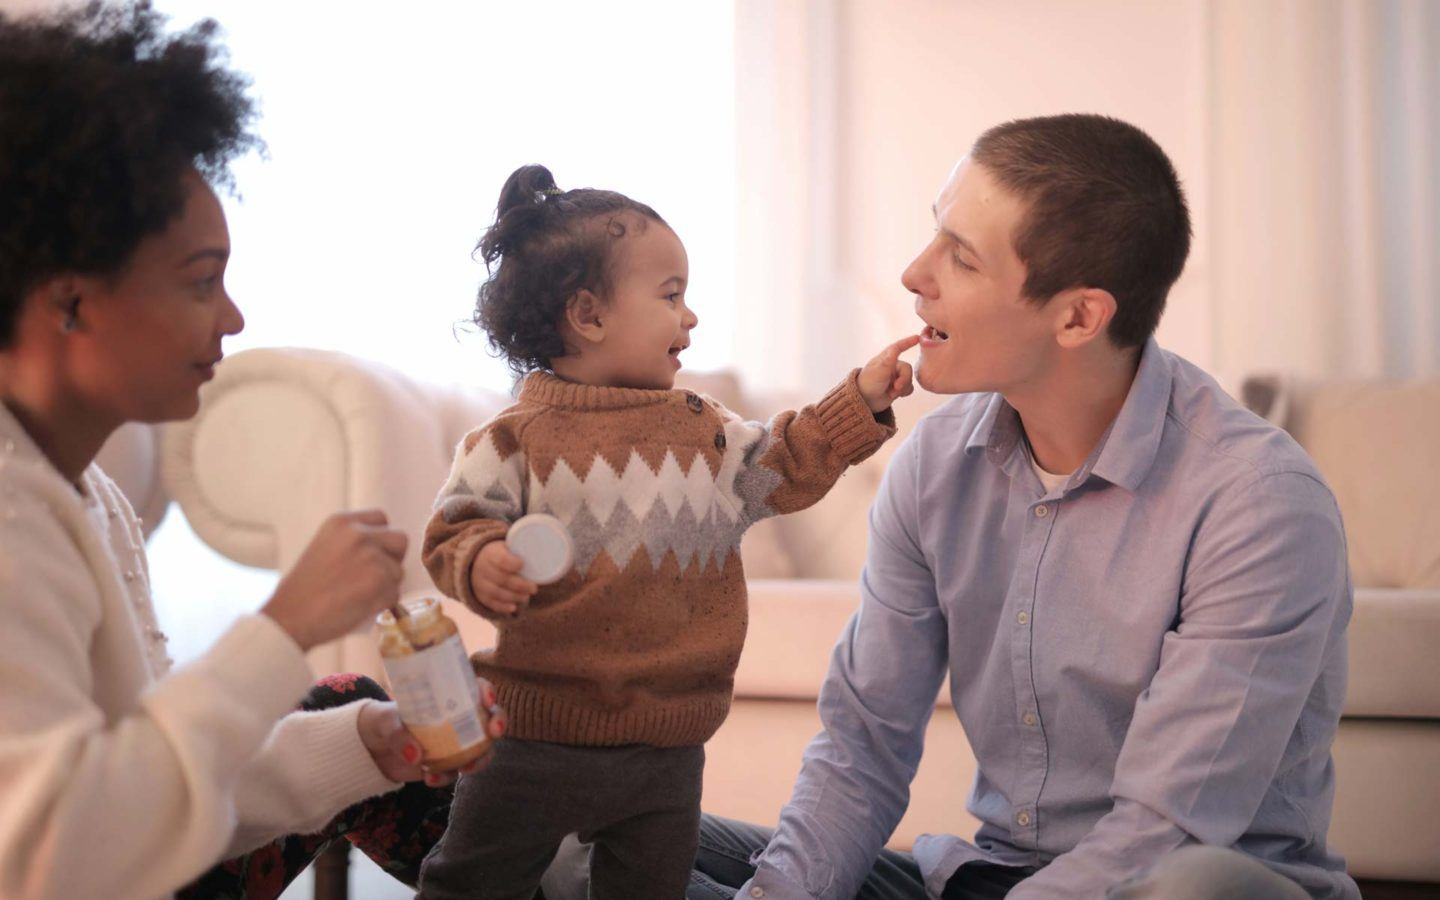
top-left (1008, 471), bottom-right (1350, 899)
top-left (744, 434), bottom-right (947, 899)
top-left (421, 420), bottom-right (528, 617)
top-left (725, 370), bottom-right (896, 528)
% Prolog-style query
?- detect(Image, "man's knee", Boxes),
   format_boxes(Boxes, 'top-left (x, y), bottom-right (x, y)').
top-left (1109, 845), bottom-right (1310, 900)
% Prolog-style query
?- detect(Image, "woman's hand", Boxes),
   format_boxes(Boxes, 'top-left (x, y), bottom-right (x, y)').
top-left (858, 335), bottom-right (920, 413)
top-left (262, 510), bottom-right (409, 651)
top-left (356, 678), bottom-right (507, 786)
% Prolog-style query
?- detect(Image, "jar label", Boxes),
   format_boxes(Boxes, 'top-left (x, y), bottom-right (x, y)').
top-left (382, 634), bottom-right (485, 756)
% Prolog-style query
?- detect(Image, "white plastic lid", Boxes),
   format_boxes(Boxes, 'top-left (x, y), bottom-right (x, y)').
top-left (505, 514), bottom-right (575, 585)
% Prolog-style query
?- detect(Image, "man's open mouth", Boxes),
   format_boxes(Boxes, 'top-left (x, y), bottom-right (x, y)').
top-left (922, 325), bottom-right (950, 342)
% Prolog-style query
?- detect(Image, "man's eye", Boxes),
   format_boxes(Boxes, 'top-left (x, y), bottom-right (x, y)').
top-left (951, 253), bottom-right (975, 272)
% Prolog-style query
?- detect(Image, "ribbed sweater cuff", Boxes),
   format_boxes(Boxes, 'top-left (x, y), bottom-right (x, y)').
top-left (815, 370), bottom-right (899, 463)
top-left (281, 700), bottom-right (401, 810)
top-left (210, 614), bottom-right (316, 721)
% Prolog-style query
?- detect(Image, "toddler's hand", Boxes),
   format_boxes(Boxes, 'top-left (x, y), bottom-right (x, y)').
top-left (858, 335), bottom-right (920, 413)
top-left (468, 539), bottom-right (540, 616)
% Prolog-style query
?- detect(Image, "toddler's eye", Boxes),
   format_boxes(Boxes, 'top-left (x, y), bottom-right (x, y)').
top-left (665, 293), bottom-right (682, 304)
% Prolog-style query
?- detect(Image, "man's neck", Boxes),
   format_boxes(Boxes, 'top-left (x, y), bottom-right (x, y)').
top-left (1007, 346), bottom-right (1141, 476)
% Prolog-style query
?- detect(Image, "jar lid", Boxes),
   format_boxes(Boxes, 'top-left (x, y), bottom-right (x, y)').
top-left (506, 514), bottom-right (574, 585)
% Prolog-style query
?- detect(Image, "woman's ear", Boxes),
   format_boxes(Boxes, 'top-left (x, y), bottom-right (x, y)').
top-left (565, 289), bottom-right (606, 345)
top-left (32, 275), bottom-right (83, 334)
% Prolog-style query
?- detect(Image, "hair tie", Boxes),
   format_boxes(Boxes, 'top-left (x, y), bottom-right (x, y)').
top-left (534, 187), bottom-right (564, 203)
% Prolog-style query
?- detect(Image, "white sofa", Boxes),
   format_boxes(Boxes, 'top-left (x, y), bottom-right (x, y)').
top-left (100, 348), bottom-right (1439, 887)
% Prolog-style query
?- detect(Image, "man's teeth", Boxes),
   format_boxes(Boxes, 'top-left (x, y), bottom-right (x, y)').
top-left (925, 326), bottom-right (950, 342)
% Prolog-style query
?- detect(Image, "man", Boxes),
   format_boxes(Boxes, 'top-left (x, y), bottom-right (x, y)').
top-left (689, 114), bottom-right (1357, 899)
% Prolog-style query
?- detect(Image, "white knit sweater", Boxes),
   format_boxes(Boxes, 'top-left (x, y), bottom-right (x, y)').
top-left (0, 405), bottom-right (399, 900)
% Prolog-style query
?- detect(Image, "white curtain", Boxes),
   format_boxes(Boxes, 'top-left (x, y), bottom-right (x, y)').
top-left (1209, 0), bottom-right (1440, 381)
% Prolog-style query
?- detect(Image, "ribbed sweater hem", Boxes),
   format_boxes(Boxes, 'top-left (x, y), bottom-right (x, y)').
top-left (492, 681), bottom-right (732, 748)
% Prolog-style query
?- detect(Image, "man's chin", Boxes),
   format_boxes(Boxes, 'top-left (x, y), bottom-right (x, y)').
top-left (916, 360), bottom-right (971, 396)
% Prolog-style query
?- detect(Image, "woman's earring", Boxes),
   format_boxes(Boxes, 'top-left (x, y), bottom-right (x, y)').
top-left (60, 298), bottom-right (80, 333)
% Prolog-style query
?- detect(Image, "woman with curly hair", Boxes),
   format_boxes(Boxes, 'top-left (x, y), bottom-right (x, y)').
top-left (0, 3), bottom-right (504, 897)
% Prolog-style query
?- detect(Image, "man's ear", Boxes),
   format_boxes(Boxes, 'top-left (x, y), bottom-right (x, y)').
top-left (1054, 287), bottom-right (1117, 350)
top-left (564, 289), bottom-right (606, 346)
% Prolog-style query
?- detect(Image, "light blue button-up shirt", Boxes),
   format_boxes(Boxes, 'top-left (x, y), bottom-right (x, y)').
top-left (747, 340), bottom-right (1359, 899)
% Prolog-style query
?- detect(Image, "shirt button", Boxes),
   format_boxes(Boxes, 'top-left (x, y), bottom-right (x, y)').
top-left (749, 888), bottom-right (765, 899)
top-left (1034, 505), bottom-right (1049, 518)
top-left (1017, 611), bottom-right (1029, 625)
top-left (1023, 712), bottom-right (1037, 726)
top-left (714, 431), bottom-right (727, 451)
top-left (123, 570), bottom-right (136, 582)
top-left (686, 393), bottom-right (704, 413)
top-left (1016, 811), bottom-right (1032, 826)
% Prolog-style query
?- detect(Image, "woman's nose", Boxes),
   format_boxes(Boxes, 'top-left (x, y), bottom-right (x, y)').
top-left (220, 291), bottom-right (245, 337)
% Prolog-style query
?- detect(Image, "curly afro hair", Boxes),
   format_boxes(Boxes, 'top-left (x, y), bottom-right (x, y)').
top-left (0, 1), bottom-right (259, 347)
top-left (474, 164), bottom-right (667, 378)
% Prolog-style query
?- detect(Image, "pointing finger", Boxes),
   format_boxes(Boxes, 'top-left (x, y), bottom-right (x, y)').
top-left (883, 334), bottom-right (921, 364)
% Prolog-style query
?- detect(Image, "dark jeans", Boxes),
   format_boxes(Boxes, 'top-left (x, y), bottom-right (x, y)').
top-left (177, 674), bottom-right (454, 900)
top-left (420, 738), bottom-right (705, 900)
top-left (688, 815), bottom-right (1035, 900)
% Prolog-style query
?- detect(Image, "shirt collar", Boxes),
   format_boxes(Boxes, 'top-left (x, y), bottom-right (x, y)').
top-left (1082, 337), bottom-right (1173, 492)
top-left (964, 337), bottom-right (1173, 493)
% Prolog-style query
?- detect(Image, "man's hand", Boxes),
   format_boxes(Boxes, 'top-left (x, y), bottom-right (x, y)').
top-left (468, 539), bottom-right (539, 616)
top-left (357, 678), bottom-right (508, 786)
top-left (262, 510), bottom-right (408, 651)
top-left (858, 335), bottom-right (920, 413)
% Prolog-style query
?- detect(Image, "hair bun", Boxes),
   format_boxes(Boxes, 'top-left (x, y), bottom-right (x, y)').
top-left (496, 164), bottom-right (560, 217)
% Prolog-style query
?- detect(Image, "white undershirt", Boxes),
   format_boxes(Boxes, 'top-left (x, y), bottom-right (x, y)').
top-left (1024, 436), bottom-right (1073, 494)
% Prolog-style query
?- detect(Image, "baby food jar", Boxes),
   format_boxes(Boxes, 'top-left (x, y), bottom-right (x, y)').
top-left (376, 597), bottom-right (493, 771)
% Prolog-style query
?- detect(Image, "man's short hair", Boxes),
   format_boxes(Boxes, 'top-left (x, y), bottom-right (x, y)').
top-left (0, 0), bottom-right (258, 347)
top-left (972, 113), bottom-right (1191, 348)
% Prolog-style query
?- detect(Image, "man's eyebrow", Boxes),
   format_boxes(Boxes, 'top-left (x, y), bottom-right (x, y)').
top-left (179, 247), bottom-right (230, 266)
top-left (930, 204), bottom-right (982, 261)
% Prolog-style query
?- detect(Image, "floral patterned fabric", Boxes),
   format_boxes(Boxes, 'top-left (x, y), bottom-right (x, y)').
top-left (177, 674), bottom-right (453, 900)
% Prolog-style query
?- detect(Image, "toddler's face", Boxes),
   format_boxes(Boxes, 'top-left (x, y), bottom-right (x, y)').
top-left (595, 220), bottom-right (697, 390)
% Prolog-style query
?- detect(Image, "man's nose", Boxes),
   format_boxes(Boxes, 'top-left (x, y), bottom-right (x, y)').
top-left (901, 250), bottom-right (931, 298)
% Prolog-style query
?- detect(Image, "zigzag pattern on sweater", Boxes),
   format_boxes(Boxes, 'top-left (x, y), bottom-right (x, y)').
top-left (435, 416), bottom-right (786, 576)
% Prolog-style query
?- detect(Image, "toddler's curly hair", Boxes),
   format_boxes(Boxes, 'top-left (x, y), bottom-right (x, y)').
top-left (474, 165), bottom-right (665, 377)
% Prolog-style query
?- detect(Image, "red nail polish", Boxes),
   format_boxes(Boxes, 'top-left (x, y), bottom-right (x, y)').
top-left (494, 718), bottom-right (506, 737)
top-left (401, 744), bottom-right (421, 765)
top-left (484, 687), bottom-right (497, 707)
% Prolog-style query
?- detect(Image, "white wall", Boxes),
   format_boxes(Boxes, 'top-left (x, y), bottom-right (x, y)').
top-left (736, 0), bottom-right (1212, 394)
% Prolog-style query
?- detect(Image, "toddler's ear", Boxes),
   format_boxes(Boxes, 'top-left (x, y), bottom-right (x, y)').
top-left (565, 289), bottom-right (606, 345)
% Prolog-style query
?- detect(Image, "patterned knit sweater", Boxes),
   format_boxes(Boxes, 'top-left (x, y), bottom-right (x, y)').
top-left (422, 370), bottom-right (896, 748)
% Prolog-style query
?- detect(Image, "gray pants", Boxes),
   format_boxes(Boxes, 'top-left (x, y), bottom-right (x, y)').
top-left (418, 738), bottom-right (704, 900)
top-left (544, 815), bottom-right (1312, 900)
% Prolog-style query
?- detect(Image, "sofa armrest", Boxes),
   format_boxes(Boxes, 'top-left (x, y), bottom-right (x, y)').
top-left (160, 347), bottom-right (507, 674)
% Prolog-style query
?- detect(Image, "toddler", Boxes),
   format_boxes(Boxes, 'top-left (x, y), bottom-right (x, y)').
top-left (417, 164), bottom-right (916, 900)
